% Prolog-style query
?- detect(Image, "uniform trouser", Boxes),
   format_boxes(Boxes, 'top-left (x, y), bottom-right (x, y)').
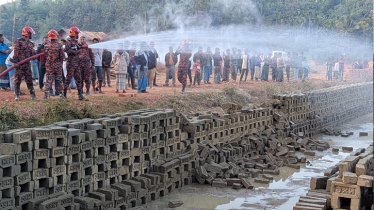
top-left (148, 68), bottom-right (156, 88)
top-left (240, 68), bottom-right (249, 82)
top-left (39, 65), bottom-right (46, 89)
top-left (45, 66), bottom-right (63, 93)
top-left (14, 66), bottom-right (33, 87)
top-left (102, 67), bottom-right (111, 86)
top-left (64, 59), bottom-right (82, 90)
top-left (213, 66), bottom-right (221, 83)
top-left (81, 66), bottom-right (92, 90)
top-left (165, 65), bottom-right (176, 85)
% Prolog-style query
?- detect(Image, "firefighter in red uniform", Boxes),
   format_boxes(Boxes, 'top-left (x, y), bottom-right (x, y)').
top-left (78, 36), bottom-right (94, 95)
top-left (43, 29), bottom-right (64, 100)
top-left (63, 26), bottom-right (85, 100)
top-left (12, 26), bottom-right (37, 101)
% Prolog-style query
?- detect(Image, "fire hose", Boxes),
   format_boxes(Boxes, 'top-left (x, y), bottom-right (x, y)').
top-left (0, 52), bottom-right (43, 78)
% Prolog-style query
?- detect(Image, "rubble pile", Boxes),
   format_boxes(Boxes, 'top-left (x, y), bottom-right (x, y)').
top-left (293, 145), bottom-right (374, 210)
top-left (0, 82), bottom-right (371, 210)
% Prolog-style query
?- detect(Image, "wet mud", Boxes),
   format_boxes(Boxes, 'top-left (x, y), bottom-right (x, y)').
top-left (145, 114), bottom-right (373, 210)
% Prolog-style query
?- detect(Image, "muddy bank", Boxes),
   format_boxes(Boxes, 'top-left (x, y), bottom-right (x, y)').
top-left (147, 113), bottom-right (373, 210)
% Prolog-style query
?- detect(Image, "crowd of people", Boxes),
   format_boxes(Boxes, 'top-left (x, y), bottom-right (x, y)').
top-left (0, 25), bottom-right (348, 101)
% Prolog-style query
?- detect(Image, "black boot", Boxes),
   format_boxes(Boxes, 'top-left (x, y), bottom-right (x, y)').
top-left (28, 85), bottom-right (37, 100)
top-left (14, 84), bottom-right (20, 101)
top-left (62, 88), bottom-right (67, 98)
top-left (78, 89), bottom-right (85, 101)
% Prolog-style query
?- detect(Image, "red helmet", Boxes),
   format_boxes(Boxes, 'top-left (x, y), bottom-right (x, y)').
top-left (22, 26), bottom-right (35, 38)
top-left (47, 29), bottom-right (59, 40)
top-left (69, 26), bottom-right (80, 37)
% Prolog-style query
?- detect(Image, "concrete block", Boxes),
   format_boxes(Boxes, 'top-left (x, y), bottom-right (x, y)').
top-left (310, 176), bottom-right (328, 190)
top-left (342, 171), bottom-right (358, 185)
top-left (357, 175), bottom-right (374, 187)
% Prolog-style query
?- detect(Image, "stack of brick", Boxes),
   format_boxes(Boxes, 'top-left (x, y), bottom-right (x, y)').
top-left (0, 82), bottom-right (371, 209)
top-left (293, 145), bottom-right (374, 210)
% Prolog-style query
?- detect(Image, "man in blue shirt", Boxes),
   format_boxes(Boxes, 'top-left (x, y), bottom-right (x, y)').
top-left (0, 34), bottom-right (11, 89)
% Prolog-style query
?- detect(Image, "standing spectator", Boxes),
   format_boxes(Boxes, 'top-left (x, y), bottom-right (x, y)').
top-left (339, 56), bottom-right (345, 80)
top-left (135, 41), bottom-right (149, 93)
top-left (249, 52), bottom-right (255, 80)
top-left (78, 36), bottom-right (94, 95)
top-left (126, 42), bottom-right (137, 89)
top-left (113, 43), bottom-right (129, 93)
top-left (5, 50), bottom-right (14, 91)
top-left (237, 49), bottom-right (243, 76)
top-left (261, 53), bottom-right (271, 81)
top-left (276, 53), bottom-right (284, 82)
top-left (163, 46), bottom-right (178, 87)
top-left (37, 37), bottom-right (49, 91)
top-left (222, 49), bottom-right (230, 82)
top-left (239, 49), bottom-right (249, 83)
top-left (102, 46), bottom-right (112, 88)
top-left (203, 47), bottom-right (213, 84)
top-left (193, 58), bottom-right (201, 86)
top-left (187, 59), bottom-right (192, 87)
top-left (0, 34), bottom-right (11, 90)
top-left (230, 48), bottom-right (239, 82)
top-left (193, 46), bottom-right (204, 84)
top-left (254, 52), bottom-right (261, 81)
top-left (284, 52), bottom-right (291, 82)
top-left (64, 26), bottom-right (84, 100)
top-left (43, 29), bottom-right (64, 100)
top-left (12, 26), bottom-right (37, 101)
top-left (91, 38), bottom-right (104, 94)
top-left (300, 52), bottom-right (309, 81)
top-left (212, 48), bottom-right (222, 84)
top-left (176, 40), bottom-right (192, 94)
top-left (147, 41), bottom-right (158, 90)
top-left (30, 56), bottom-right (39, 85)
top-left (149, 41), bottom-right (159, 87)
top-left (298, 52), bottom-right (305, 80)
top-left (326, 57), bottom-right (334, 81)
top-left (292, 52), bottom-right (299, 81)
top-left (271, 53), bottom-right (278, 81)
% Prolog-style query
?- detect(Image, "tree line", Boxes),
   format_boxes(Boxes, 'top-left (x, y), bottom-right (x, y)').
top-left (0, 0), bottom-right (372, 42)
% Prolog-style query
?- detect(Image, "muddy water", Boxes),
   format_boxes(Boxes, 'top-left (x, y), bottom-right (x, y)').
top-left (147, 114), bottom-right (373, 210)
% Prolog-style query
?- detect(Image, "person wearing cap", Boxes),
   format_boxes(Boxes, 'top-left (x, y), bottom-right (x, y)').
top-left (12, 26), bottom-right (37, 101)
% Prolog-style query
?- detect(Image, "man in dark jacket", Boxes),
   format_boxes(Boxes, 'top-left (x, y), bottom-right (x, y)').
top-left (163, 46), bottom-right (178, 86)
top-left (37, 37), bottom-right (49, 91)
top-left (102, 48), bottom-right (112, 87)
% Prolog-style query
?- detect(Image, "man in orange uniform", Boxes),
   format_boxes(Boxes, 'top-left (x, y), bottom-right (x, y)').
top-left (12, 26), bottom-right (36, 101)
top-left (63, 26), bottom-right (85, 100)
top-left (43, 29), bottom-right (64, 100)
